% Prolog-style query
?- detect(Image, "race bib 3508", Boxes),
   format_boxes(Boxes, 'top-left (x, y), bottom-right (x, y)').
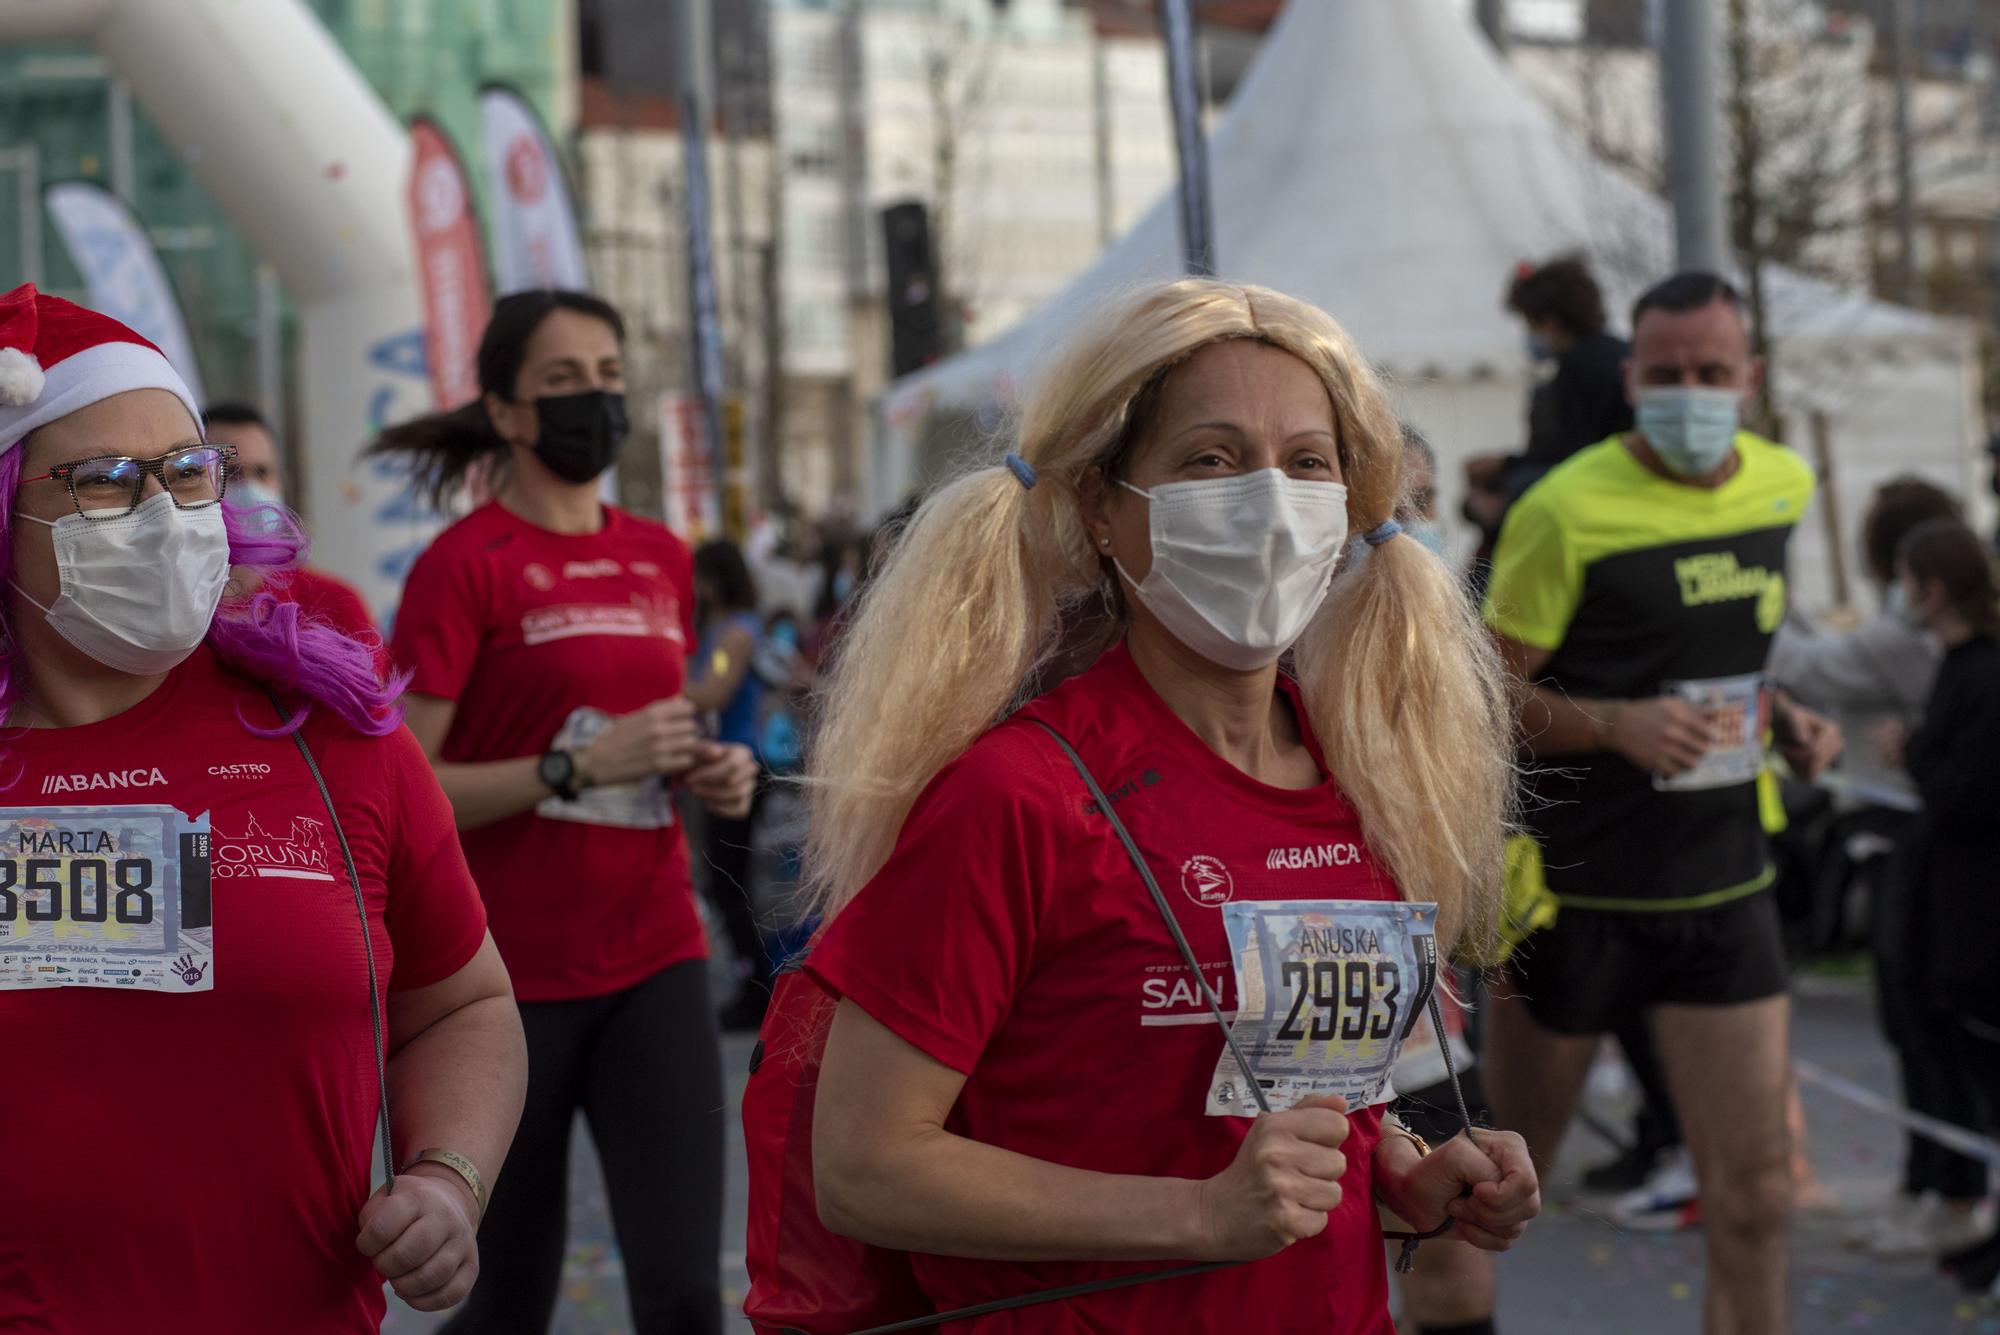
top-left (0, 804), bottom-right (213, 993)
top-left (1206, 899), bottom-right (1438, 1116)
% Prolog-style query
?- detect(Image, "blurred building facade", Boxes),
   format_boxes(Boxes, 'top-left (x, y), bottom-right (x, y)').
top-left (1507, 1), bottom-right (1999, 411)
top-left (761, 0), bottom-right (1182, 519)
top-left (0, 0), bottom-right (1193, 525)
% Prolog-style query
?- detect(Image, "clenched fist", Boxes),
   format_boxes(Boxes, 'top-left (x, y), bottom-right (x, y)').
top-left (581, 698), bottom-right (702, 786)
top-left (1191, 1095), bottom-right (1354, 1261)
top-left (355, 1170), bottom-right (481, 1312)
top-left (686, 740), bottom-right (757, 819)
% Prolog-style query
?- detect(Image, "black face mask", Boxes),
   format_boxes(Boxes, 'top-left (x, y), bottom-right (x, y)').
top-left (529, 390), bottom-right (628, 483)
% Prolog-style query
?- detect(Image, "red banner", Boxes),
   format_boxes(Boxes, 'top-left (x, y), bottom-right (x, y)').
top-left (406, 118), bottom-right (493, 410)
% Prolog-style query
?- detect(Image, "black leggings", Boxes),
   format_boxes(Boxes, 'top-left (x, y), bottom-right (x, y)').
top-left (1614, 1015), bottom-right (1682, 1153)
top-left (700, 788), bottom-right (770, 987)
top-left (442, 959), bottom-right (725, 1335)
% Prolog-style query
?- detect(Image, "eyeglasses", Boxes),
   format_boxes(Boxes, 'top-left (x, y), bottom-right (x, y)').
top-left (21, 445), bottom-right (236, 521)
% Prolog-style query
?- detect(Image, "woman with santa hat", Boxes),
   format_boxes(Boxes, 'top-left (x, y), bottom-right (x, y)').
top-left (0, 283), bottom-right (527, 1332)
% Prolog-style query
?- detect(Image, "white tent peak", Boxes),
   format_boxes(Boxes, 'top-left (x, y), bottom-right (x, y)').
top-left (888, 0), bottom-right (1964, 417)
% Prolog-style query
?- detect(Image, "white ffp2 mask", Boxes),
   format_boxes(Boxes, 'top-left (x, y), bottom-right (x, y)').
top-left (1115, 469), bottom-right (1349, 671)
top-left (14, 491), bottom-right (230, 675)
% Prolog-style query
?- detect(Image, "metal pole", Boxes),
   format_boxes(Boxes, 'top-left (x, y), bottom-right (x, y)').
top-left (1091, 28), bottom-right (1113, 248)
top-left (1660, 0), bottom-right (1729, 272)
top-left (1888, 0), bottom-right (1922, 306)
top-left (1158, 0), bottom-right (1214, 276)
top-left (255, 262), bottom-right (284, 428)
top-left (678, 0), bottom-right (730, 533)
top-left (836, 1), bottom-right (868, 304)
top-left (10, 146), bottom-right (42, 287)
top-left (1809, 410), bottom-right (1852, 610)
top-left (107, 78), bottom-right (136, 201)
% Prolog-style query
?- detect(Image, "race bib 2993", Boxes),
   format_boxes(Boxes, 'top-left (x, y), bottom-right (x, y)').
top-left (1206, 899), bottom-right (1438, 1116)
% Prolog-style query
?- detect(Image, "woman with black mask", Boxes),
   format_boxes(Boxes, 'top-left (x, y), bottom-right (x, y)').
top-left (373, 290), bottom-right (755, 1334)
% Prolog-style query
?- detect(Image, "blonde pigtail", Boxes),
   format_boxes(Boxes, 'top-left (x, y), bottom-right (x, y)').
top-left (1297, 531), bottom-right (1514, 958)
top-left (803, 463), bottom-right (1078, 918)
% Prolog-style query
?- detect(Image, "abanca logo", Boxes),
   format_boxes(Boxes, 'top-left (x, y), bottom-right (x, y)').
top-left (40, 768), bottom-right (167, 797)
top-left (1265, 842), bottom-right (1363, 871)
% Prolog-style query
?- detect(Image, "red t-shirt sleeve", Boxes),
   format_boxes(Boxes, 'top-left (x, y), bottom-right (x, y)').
top-left (378, 725), bottom-right (490, 990)
top-left (286, 567), bottom-right (388, 678)
top-left (289, 568), bottom-right (377, 640)
top-left (807, 724), bottom-right (1074, 1075)
top-left (390, 541), bottom-right (486, 703)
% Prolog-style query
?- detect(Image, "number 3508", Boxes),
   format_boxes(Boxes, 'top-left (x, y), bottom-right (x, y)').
top-left (0, 858), bottom-right (156, 925)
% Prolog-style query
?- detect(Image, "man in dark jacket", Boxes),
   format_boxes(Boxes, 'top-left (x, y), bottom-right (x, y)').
top-left (1466, 257), bottom-right (1636, 599)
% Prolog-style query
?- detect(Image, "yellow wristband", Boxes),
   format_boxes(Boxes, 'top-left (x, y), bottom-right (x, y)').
top-left (404, 1147), bottom-right (487, 1218)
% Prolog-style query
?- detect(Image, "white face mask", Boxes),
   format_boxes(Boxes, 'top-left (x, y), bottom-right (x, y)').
top-left (13, 491), bottom-right (230, 675)
top-left (1116, 469), bottom-right (1349, 671)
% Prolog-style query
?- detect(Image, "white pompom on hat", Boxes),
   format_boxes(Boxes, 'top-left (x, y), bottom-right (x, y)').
top-left (0, 283), bottom-right (200, 453)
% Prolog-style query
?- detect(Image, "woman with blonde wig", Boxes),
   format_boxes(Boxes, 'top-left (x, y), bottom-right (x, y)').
top-left (800, 279), bottom-right (1539, 1332)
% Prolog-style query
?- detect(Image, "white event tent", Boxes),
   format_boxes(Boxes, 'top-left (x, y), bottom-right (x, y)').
top-left (875, 0), bottom-right (1986, 614)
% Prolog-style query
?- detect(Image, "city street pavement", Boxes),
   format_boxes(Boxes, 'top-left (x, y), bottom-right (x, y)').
top-left (386, 972), bottom-right (1999, 1335)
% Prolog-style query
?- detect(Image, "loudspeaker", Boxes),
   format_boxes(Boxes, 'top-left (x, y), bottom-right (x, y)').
top-left (883, 201), bottom-right (943, 378)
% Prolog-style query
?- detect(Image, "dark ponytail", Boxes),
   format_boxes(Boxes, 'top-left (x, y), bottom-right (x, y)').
top-left (368, 289), bottom-right (627, 509)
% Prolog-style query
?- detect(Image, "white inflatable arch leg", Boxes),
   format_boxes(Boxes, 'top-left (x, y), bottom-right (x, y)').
top-left (0, 0), bottom-right (437, 617)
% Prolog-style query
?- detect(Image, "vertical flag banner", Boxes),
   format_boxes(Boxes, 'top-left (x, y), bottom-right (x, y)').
top-left (480, 85), bottom-right (591, 294)
top-left (659, 390), bottom-right (720, 538)
top-left (680, 90), bottom-right (731, 533)
top-left (44, 181), bottom-right (208, 402)
top-left (1158, 0), bottom-right (1214, 276)
top-left (405, 117), bottom-right (493, 411)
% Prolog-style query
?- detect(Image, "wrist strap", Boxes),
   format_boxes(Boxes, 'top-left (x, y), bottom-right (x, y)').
top-left (405, 1147), bottom-right (487, 1218)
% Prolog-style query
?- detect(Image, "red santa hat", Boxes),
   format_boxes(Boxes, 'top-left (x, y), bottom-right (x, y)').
top-left (0, 283), bottom-right (201, 453)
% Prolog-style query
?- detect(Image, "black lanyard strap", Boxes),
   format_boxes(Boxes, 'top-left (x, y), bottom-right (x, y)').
top-left (1028, 721), bottom-right (1272, 1114)
top-left (264, 690), bottom-right (395, 1191)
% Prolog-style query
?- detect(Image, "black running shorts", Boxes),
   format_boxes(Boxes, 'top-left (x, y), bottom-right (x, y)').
top-left (1504, 889), bottom-right (1789, 1036)
top-left (1392, 1067), bottom-right (1490, 1147)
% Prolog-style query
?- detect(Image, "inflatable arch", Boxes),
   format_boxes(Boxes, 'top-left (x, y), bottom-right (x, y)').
top-left (0, 0), bottom-right (437, 615)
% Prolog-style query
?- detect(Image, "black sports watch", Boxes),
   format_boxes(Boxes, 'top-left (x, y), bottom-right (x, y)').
top-left (538, 749), bottom-right (581, 801)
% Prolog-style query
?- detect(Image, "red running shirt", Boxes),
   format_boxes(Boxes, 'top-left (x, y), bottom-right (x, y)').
top-left (808, 643), bottom-right (1400, 1335)
top-left (390, 502), bottom-right (702, 1001)
top-left (0, 647), bottom-right (487, 1333)
top-left (277, 565), bottom-right (385, 676)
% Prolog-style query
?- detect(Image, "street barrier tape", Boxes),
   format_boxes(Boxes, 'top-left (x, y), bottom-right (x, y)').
top-left (1794, 1057), bottom-right (2000, 1168)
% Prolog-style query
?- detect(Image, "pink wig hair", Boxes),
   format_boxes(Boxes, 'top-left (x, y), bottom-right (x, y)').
top-left (0, 442), bottom-right (407, 737)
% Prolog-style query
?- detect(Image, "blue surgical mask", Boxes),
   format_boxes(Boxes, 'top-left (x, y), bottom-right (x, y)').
top-left (1635, 386), bottom-right (1741, 478)
top-left (1526, 333), bottom-right (1554, 364)
top-left (230, 479), bottom-right (290, 537)
top-left (1885, 582), bottom-right (1918, 626)
top-left (1409, 519), bottom-right (1449, 560)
